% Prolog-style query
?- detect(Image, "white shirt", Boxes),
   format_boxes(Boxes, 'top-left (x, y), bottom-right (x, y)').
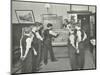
top-left (26, 35), bottom-right (34, 49)
top-left (77, 30), bottom-right (82, 42)
top-left (49, 30), bottom-right (57, 36)
top-left (69, 34), bottom-right (75, 48)
top-left (35, 32), bottom-right (43, 41)
top-left (32, 28), bottom-right (43, 41)
top-left (26, 36), bottom-right (37, 55)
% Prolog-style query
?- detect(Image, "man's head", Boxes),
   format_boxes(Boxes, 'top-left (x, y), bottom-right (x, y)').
top-left (23, 27), bottom-right (31, 33)
top-left (38, 23), bottom-right (44, 30)
top-left (47, 23), bottom-right (53, 29)
top-left (31, 23), bottom-right (38, 32)
top-left (34, 22), bottom-right (44, 31)
top-left (64, 19), bottom-right (69, 24)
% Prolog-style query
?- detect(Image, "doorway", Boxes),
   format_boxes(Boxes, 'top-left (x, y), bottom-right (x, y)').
top-left (78, 14), bottom-right (90, 38)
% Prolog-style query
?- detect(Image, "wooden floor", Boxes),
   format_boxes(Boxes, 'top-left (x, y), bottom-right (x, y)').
top-left (39, 50), bottom-right (95, 72)
top-left (13, 47), bottom-right (96, 73)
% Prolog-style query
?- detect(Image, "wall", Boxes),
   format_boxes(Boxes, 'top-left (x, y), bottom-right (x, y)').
top-left (12, 1), bottom-right (70, 23)
top-left (12, 1), bottom-right (96, 23)
top-left (12, 1), bottom-right (47, 23)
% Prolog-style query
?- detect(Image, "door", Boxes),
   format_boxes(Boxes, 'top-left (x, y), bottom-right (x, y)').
top-left (78, 15), bottom-right (90, 38)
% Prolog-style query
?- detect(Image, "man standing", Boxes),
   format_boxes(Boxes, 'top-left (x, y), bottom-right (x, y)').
top-left (20, 26), bottom-right (35, 73)
top-left (43, 23), bottom-right (59, 65)
top-left (34, 22), bottom-right (44, 71)
top-left (20, 24), bottom-right (43, 73)
top-left (68, 25), bottom-right (87, 70)
top-left (31, 24), bottom-right (43, 71)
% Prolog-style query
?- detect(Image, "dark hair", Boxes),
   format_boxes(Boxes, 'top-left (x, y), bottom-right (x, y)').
top-left (34, 22), bottom-right (40, 26)
top-left (39, 23), bottom-right (43, 25)
top-left (64, 19), bottom-right (68, 23)
top-left (47, 23), bottom-right (53, 27)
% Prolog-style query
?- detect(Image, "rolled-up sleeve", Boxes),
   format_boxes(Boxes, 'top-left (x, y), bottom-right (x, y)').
top-left (36, 32), bottom-right (43, 41)
top-left (26, 38), bottom-right (32, 49)
top-left (49, 30), bottom-right (57, 36)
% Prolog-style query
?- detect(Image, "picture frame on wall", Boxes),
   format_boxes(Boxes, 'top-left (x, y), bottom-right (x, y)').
top-left (42, 14), bottom-right (63, 29)
top-left (42, 14), bottom-right (58, 29)
top-left (15, 10), bottom-right (35, 23)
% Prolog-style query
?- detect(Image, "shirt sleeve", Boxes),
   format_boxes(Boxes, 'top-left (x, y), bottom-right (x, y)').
top-left (77, 31), bottom-right (82, 42)
top-left (20, 36), bottom-right (23, 57)
top-left (69, 34), bottom-right (75, 47)
top-left (49, 30), bottom-right (57, 36)
top-left (25, 34), bottom-right (34, 52)
top-left (35, 32), bottom-right (43, 41)
top-left (83, 31), bottom-right (87, 41)
top-left (26, 37), bottom-right (33, 49)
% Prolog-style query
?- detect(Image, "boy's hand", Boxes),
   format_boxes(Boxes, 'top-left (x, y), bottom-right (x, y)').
top-left (55, 33), bottom-right (59, 37)
top-left (76, 49), bottom-right (79, 54)
top-left (20, 47), bottom-right (23, 59)
top-left (21, 56), bottom-right (26, 61)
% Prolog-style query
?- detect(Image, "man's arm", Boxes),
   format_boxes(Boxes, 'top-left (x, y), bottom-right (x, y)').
top-left (20, 29), bottom-right (23, 58)
top-left (69, 35), bottom-right (76, 48)
top-left (83, 31), bottom-right (87, 41)
top-left (22, 37), bottom-right (33, 59)
top-left (20, 38), bottom-right (23, 58)
top-left (49, 30), bottom-right (58, 37)
top-left (36, 32), bottom-right (43, 41)
top-left (20, 28), bottom-right (24, 58)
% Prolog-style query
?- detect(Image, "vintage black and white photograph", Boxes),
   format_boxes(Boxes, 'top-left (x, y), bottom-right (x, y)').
top-left (11, 0), bottom-right (96, 74)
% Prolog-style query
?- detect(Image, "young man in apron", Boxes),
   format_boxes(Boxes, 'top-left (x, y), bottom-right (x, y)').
top-left (43, 23), bottom-right (59, 65)
top-left (36, 23), bottom-right (44, 70)
top-left (20, 24), bottom-right (43, 73)
top-left (20, 26), bottom-right (34, 73)
top-left (68, 25), bottom-right (87, 70)
top-left (32, 22), bottom-right (44, 71)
